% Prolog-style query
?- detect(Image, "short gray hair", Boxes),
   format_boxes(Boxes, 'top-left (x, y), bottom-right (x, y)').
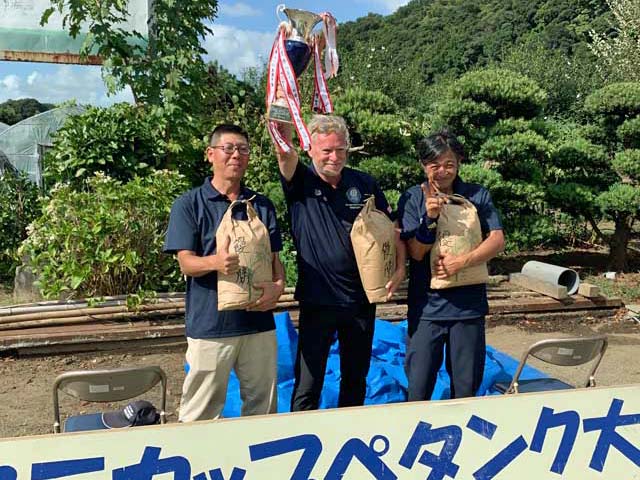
top-left (307, 115), bottom-right (350, 147)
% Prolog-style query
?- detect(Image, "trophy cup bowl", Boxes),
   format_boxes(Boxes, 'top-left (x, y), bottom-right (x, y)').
top-left (268, 7), bottom-right (323, 123)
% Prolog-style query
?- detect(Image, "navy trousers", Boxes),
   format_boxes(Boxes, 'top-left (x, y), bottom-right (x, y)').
top-left (291, 302), bottom-right (376, 411)
top-left (406, 317), bottom-right (485, 401)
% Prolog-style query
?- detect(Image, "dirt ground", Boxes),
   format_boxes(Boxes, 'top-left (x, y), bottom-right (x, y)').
top-left (0, 315), bottom-right (638, 440)
top-left (0, 248), bottom-right (638, 439)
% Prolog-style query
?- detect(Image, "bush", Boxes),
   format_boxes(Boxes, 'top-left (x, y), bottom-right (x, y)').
top-left (612, 150), bottom-right (640, 180)
top-left (357, 155), bottom-right (423, 193)
top-left (0, 173), bottom-right (39, 281)
top-left (333, 88), bottom-right (414, 156)
top-left (477, 131), bottom-right (551, 182)
top-left (503, 214), bottom-right (562, 252)
top-left (44, 103), bottom-right (166, 189)
top-left (434, 98), bottom-right (497, 134)
top-left (596, 183), bottom-right (640, 216)
top-left (20, 171), bottom-right (188, 299)
top-left (617, 117), bottom-right (640, 149)
top-left (584, 83), bottom-right (640, 118)
top-left (452, 68), bottom-right (547, 120)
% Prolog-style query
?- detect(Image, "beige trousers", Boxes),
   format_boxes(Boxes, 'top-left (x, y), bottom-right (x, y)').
top-left (179, 330), bottom-right (277, 422)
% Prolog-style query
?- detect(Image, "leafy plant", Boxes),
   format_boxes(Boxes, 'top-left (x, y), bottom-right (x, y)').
top-left (0, 172), bottom-right (39, 281)
top-left (20, 171), bottom-right (188, 299)
top-left (44, 103), bottom-right (165, 188)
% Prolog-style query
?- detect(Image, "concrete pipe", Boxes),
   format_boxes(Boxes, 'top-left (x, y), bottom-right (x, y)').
top-left (521, 261), bottom-right (580, 295)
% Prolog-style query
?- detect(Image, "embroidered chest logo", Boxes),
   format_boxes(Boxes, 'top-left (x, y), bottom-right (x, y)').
top-left (346, 187), bottom-right (362, 204)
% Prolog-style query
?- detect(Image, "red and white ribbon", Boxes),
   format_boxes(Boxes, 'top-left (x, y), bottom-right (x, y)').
top-left (321, 13), bottom-right (339, 79)
top-left (266, 28), bottom-right (312, 152)
top-left (312, 42), bottom-right (333, 114)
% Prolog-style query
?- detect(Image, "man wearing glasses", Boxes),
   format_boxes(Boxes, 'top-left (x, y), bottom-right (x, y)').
top-left (164, 124), bottom-right (285, 421)
top-left (271, 115), bottom-right (405, 411)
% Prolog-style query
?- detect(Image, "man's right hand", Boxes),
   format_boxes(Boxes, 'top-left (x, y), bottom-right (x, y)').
top-left (214, 235), bottom-right (240, 275)
top-left (421, 183), bottom-right (447, 220)
top-left (273, 121), bottom-right (294, 151)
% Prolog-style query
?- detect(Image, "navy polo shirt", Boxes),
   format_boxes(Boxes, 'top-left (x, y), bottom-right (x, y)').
top-left (398, 177), bottom-right (503, 322)
top-left (163, 178), bottom-right (283, 339)
top-left (281, 161), bottom-right (390, 306)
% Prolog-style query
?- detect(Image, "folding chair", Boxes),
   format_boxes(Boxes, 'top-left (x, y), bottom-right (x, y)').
top-left (53, 366), bottom-right (167, 433)
top-left (494, 335), bottom-right (608, 394)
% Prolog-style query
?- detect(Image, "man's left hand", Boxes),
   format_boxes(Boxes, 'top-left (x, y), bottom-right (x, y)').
top-left (385, 266), bottom-right (406, 301)
top-left (433, 253), bottom-right (468, 279)
top-left (246, 280), bottom-right (285, 312)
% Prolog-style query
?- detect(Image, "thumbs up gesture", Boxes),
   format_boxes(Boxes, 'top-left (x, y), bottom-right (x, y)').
top-left (215, 235), bottom-right (240, 275)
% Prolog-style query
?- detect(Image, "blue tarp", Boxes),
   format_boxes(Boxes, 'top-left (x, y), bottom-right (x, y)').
top-left (218, 312), bottom-right (547, 417)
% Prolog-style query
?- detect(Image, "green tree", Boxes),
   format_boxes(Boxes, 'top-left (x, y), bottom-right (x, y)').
top-left (0, 98), bottom-right (54, 125)
top-left (577, 82), bottom-right (640, 270)
top-left (499, 38), bottom-right (603, 117)
top-left (42, 0), bottom-right (218, 172)
top-left (589, 0), bottom-right (640, 82)
top-left (434, 68), bottom-right (563, 250)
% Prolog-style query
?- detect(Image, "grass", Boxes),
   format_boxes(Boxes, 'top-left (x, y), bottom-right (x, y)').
top-left (584, 273), bottom-right (640, 304)
top-left (0, 282), bottom-right (13, 307)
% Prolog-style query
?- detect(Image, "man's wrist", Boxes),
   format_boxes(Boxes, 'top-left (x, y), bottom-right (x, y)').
top-left (273, 278), bottom-right (285, 296)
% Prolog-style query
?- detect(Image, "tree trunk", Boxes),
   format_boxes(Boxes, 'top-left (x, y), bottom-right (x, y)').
top-left (607, 215), bottom-right (632, 271)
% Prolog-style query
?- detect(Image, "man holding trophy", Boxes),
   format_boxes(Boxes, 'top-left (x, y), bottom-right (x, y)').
top-left (267, 6), bottom-right (405, 412)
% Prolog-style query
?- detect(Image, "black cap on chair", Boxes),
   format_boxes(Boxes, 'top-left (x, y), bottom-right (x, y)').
top-left (101, 400), bottom-right (159, 428)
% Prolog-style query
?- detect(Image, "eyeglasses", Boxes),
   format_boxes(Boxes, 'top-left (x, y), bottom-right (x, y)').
top-left (211, 143), bottom-right (251, 155)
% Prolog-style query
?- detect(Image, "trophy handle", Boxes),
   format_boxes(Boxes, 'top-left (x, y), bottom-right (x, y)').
top-left (276, 4), bottom-right (286, 23)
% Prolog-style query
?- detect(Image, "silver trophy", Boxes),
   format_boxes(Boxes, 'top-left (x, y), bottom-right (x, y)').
top-left (267, 6), bottom-right (323, 123)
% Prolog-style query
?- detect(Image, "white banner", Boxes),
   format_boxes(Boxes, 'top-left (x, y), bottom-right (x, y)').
top-left (1, 385), bottom-right (639, 479)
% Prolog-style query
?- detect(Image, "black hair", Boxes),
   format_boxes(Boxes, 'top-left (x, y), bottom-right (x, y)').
top-left (208, 124), bottom-right (249, 146)
top-left (416, 128), bottom-right (465, 165)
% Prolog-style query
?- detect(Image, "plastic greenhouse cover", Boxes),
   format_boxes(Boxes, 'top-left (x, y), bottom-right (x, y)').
top-left (0, 122), bottom-right (8, 133)
top-left (0, 105), bottom-right (86, 184)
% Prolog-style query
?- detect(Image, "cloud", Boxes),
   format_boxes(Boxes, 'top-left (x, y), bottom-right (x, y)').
top-left (27, 72), bottom-right (39, 85)
top-left (355, 0), bottom-right (410, 14)
top-left (219, 2), bottom-right (261, 18)
top-left (0, 66), bottom-right (133, 106)
top-left (203, 24), bottom-right (274, 77)
top-left (1, 75), bottom-right (20, 91)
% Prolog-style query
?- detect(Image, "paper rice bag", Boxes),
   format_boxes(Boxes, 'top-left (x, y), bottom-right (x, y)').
top-left (216, 199), bottom-right (272, 310)
top-left (430, 194), bottom-right (488, 289)
top-left (351, 196), bottom-right (396, 303)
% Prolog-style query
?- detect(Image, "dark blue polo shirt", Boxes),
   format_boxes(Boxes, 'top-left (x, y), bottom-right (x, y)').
top-left (163, 178), bottom-right (283, 339)
top-left (398, 177), bottom-right (503, 322)
top-left (281, 161), bottom-right (390, 306)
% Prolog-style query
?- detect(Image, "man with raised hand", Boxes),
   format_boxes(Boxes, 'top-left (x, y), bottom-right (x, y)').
top-left (164, 124), bottom-right (285, 421)
top-left (271, 116), bottom-right (405, 411)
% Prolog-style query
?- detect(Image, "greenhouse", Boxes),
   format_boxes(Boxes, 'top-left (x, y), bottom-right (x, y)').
top-left (0, 149), bottom-right (17, 176)
top-left (0, 105), bottom-right (86, 186)
top-left (0, 122), bottom-right (8, 133)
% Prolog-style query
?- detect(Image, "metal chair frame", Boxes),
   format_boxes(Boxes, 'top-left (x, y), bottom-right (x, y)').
top-left (53, 366), bottom-right (167, 433)
top-left (501, 335), bottom-right (608, 394)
